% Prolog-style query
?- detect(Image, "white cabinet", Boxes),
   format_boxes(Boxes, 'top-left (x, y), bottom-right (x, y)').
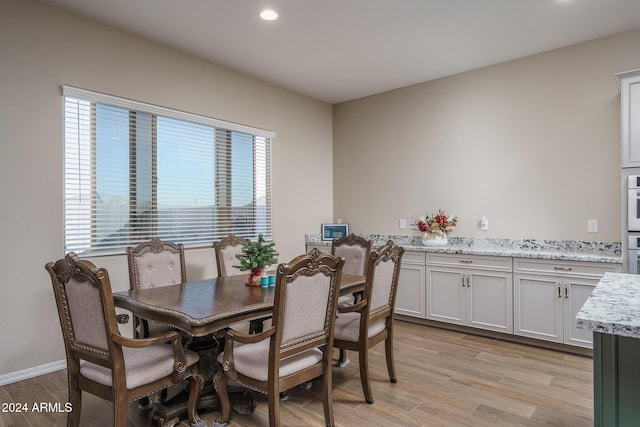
top-left (426, 254), bottom-right (513, 334)
top-left (617, 69), bottom-right (640, 168)
top-left (304, 235), bottom-right (622, 349)
top-left (395, 251), bottom-right (426, 318)
top-left (514, 258), bottom-right (621, 348)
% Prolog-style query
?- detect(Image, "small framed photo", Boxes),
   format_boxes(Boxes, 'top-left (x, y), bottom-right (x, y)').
top-left (321, 223), bottom-right (349, 241)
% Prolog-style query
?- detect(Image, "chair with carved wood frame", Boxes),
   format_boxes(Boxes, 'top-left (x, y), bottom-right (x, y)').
top-left (45, 253), bottom-right (203, 427)
top-left (213, 234), bottom-right (249, 278)
top-left (126, 238), bottom-right (187, 339)
top-left (214, 249), bottom-right (344, 427)
top-left (331, 233), bottom-right (373, 366)
top-left (213, 234), bottom-right (270, 334)
top-left (332, 240), bottom-right (404, 404)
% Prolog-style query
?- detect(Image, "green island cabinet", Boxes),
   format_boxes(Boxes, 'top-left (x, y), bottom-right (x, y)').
top-left (576, 273), bottom-right (640, 426)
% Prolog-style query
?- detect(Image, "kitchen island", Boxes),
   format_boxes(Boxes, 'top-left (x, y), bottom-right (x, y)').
top-left (576, 272), bottom-right (640, 427)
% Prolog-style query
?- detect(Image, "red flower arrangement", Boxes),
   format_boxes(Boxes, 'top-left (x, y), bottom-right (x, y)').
top-left (415, 210), bottom-right (458, 235)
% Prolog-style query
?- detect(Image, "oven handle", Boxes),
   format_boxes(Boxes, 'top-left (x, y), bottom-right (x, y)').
top-left (629, 250), bottom-right (639, 274)
top-left (628, 189), bottom-right (640, 231)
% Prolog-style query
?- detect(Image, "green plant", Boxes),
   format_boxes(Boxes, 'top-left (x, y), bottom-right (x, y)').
top-left (235, 234), bottom-right (279, 278)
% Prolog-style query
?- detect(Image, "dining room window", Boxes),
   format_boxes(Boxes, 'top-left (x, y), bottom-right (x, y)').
top-left (62, 86), bottom-right (274, 255)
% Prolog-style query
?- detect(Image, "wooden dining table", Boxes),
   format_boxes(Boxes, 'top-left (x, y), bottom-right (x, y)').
top-left (113, 273), bottom-right (365, 336)
top-left (112, 272), bottom-right (366, 426)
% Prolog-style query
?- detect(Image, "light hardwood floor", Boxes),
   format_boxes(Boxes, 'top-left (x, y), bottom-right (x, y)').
top-left (0, 321), bottom-right (593, 426)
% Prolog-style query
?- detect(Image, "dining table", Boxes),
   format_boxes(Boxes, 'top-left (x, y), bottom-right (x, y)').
top-left (112, 272), bottom-right (366, 426)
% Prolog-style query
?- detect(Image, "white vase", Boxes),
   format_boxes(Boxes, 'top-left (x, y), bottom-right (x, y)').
top-left (421, 231), bottom-right (448, 246)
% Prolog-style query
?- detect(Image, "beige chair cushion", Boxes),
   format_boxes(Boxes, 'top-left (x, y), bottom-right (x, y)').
top-left (66, 276), bottom-right (109, 351)
top-left (333, 241), bottom-right (369, 308)
top-left (80, 345), bottom-right (199, 390)
top-left (370, 258), bottom-right (395, 311)
top-left (217, 338), bottom-right (323, 382)
top-left (333, 312), bottom-right (386, 343)
top-left (337, 294), bottom-right (356, 307)
top-left (333, 244), bottom-right (368, 276)
top-left (281, 274), bottom-right (330, 344)
top-left (219, 244), bottom-right (245, 277)
top-left (133, 251), bottom-right (184, 289)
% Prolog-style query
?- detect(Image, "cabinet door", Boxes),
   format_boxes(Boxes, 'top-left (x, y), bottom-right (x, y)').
top-left (468, 270), bottom-right (513, 333)
top-left (514, 274), bottom-right (563, 343)
top-left (427, 267), bottom-right (465, 325)
top-left (620, 72), bottom-right (640, 168)
top-left (395, 263), bottom-right (426, 318)
top-left (564, 277), bottom-right (597, 348)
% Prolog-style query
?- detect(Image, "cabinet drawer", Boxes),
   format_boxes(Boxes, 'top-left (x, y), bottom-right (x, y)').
top-left (513, 258), bottom-right (621, 278)
top-left (426, 253), bottom-right (511, 271)
top-left (402, 250), bottom-right (426, 265)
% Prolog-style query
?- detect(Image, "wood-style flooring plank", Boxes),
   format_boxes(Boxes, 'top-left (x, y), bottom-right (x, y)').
top-left (0, 321), bottom-right (593, 426)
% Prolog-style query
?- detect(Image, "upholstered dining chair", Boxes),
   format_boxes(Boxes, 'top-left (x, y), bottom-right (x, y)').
top-left (331, 233), bottom-right (373, 282)
top-left (213, 234), bottom-right (248, 278)
top-left (213, 234), bottom-right (268, 334)
top-left (332, 240), bottom-right (404, 404)
top-left (331, 233), bottom-right (373, 366)
top-left (45, 253), bottom-right (203, 427)
top-left (214, 249), bottom-right (344, 427)
top-left (126, 238), bottom-right (187, 338)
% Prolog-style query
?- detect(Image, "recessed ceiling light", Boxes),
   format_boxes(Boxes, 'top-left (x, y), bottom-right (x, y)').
top-left (260, 9), bottom-right (278, 21)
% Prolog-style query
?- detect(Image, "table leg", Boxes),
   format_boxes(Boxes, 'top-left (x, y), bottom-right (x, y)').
top-left (150, 334), bottom-right (256, 426)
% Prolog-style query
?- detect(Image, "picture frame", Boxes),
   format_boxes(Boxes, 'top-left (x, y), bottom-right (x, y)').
top-left (321, 223), bottom-right (349, 241)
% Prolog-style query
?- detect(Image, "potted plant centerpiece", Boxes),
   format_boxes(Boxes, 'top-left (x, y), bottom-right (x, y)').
top-left (235, 234), bottom-right (279, 286)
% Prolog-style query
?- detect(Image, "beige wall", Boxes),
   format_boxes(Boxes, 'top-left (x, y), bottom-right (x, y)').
top-left (2, 0), bottom-right (639, 379)
top-left (0, 0), bottom-right (333, 376)
top-left (334, 28), bottom-right (640, 241)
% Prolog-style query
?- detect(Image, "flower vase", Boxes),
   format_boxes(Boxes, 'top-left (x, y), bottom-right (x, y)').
top-left (421, 231), bottom-right (448, 246)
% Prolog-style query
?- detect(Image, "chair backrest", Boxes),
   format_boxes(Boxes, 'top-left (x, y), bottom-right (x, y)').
top-left (331, 233), bottom-right (373, 276)
top-left (127, 238), bottom-right (186, 290)
top-left (213, 234), bottom-right (248, 277)
top-left (270, 248), bottom-right (344, 359)
top-left (362, 240), bottom-right (405, 318)
top-left (45, 253), bottom-right (117, 367)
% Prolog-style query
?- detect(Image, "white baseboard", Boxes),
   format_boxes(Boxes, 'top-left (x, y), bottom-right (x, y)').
top-left (0, 360), bottom-right (66, 386)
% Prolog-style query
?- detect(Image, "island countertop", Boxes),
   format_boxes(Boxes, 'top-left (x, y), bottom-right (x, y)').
top-left (576, 272), bottom-right (640, 338)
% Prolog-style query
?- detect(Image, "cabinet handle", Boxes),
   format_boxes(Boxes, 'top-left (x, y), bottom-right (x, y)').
top-left (467, 274), bottom-right (471, 288)
top-left (459, 260), bottom-right (473, 264)
top-left (554, 266), bottom-right (572, 271)
top-left (461, 274), bottom-right (470, 287)
top-left (564, 283), bottom-right (569, 299)
top-left (557, 283), bottom-right (562, 298)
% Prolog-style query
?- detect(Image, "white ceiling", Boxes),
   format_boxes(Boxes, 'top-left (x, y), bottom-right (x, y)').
top-left (41, 0), bottom-right (640, 104)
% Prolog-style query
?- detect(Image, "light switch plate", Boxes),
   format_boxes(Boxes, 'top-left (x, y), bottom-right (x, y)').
top-left (399, 219), bottom-right (406, 229)
top-left (588, 219), bottom-right (598, 233)
top-left (480, 216), bottom-right (489, 231)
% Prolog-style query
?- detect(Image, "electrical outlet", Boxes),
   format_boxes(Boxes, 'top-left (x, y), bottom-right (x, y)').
top-left (588, 219), bottom-right (598, 233)
top-left (399, 219), bottom-right (406, 229)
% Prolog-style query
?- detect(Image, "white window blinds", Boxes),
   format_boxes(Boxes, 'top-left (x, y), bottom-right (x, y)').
top-left (62, 85), bottom-right (274, 255)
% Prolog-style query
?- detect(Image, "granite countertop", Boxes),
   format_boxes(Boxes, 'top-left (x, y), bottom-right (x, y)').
top-left (576, 272), bottom-right (640, 338)
top-left (305, 234), bottom-right (622, 264)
